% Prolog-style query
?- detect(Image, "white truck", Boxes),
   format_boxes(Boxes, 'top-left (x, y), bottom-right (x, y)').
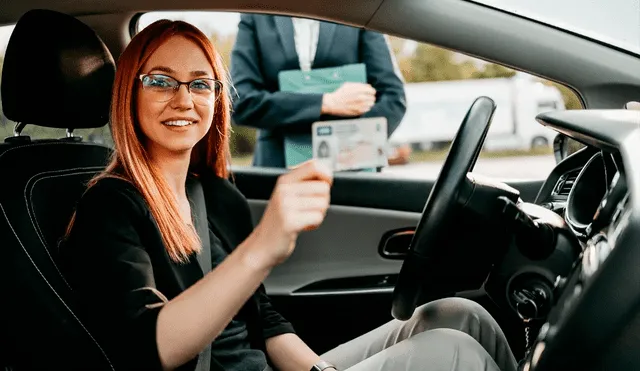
top-left (388, 74), bottom-right (565, 151)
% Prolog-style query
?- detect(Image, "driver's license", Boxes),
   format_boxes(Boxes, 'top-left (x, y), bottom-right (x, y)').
top-left (311, 117), bottom-right (388, 172)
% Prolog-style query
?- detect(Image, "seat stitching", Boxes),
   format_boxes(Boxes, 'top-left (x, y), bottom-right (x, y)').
top-left (25, 167), bottom-right (104, 290)
top-left (0, 141), bottom-right (113, 368)
top-left (0, 202), bottom-right (115, 370)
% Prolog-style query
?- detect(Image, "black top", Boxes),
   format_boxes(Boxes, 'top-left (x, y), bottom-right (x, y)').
top-left (208, 230), bottom-right (267, 371)
top-left (59, 173), bottom-right (294, 371)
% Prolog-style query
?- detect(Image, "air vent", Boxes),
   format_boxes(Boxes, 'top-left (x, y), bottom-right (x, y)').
top-left (553, 169), bottom-right (580, 197)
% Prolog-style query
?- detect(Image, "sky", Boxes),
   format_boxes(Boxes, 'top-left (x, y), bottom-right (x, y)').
top-left (474, 0), bottom-right (640, 53)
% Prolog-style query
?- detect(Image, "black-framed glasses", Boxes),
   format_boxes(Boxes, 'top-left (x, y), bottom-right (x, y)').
top-left (138, 74), bottom-right (223, 106)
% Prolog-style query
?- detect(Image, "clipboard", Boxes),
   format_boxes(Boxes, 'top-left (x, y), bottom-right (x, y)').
top-left (278, 63), bottom-right (367, 168)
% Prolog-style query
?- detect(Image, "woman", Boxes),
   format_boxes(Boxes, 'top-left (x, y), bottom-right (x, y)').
top-left (60, 19), bottom-right (517, 371)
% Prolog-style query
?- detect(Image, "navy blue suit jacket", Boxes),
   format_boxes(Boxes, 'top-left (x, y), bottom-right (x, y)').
top-left (230, 14), bottom-right (406, 168)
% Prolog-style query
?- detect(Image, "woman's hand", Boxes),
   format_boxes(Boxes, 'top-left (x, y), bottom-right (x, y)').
top-left (247, 160), bottom-right (333, 268)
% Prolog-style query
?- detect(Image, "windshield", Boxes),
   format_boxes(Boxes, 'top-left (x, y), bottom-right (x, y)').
top-left (467, 0), bottom-right (640, 56)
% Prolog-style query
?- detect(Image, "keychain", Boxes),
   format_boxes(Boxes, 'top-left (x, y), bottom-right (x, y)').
top-left (518, 318), bottom-right (534, 370)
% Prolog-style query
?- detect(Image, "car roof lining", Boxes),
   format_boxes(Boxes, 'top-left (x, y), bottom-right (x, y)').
top-left (3, 0), bottom-right (640, 110)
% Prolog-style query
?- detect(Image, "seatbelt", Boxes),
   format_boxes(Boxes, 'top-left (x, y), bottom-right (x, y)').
top-left (186, 177), bottom-right (212, 371)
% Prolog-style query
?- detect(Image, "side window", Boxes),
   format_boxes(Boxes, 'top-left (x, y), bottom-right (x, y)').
top-left (136, 11), bottom-right (583, 179)
top-left (0, 25), bottom-right (113, 146)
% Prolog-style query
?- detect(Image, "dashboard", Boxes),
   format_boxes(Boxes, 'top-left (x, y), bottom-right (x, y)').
top-left (519, 109), bottom-right (640, 371)
top-left (556, 150), bottom-right (624, 240)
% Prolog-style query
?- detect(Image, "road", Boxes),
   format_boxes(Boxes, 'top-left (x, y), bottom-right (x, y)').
top-left (381, 155), bottom-right (556, 180)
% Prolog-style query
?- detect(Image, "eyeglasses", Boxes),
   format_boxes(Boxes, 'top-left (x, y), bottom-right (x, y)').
top-left (138, 74), bottom-right (223, 106)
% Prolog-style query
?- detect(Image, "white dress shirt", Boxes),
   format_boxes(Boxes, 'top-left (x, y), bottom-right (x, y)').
top-left (292, 17), bottom-right (320, 71)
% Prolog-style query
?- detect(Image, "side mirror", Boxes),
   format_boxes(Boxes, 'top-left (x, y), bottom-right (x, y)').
top-left (553, 133), bottom-right (587, 163)
top-left (552, 134), bottom-right (568, 164)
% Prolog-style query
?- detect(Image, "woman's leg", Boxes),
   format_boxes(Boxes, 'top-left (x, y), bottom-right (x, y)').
top-left (320, 297), bottom-right (517, 371)
top-left (345, 328), bottom-right (502, 371)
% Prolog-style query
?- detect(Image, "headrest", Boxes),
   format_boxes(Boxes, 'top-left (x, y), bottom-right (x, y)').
top-left (1, 9), bottom-right (116, 130)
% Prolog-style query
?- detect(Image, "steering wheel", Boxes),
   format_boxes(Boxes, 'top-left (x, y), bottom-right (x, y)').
top-left (391, 96), bottom-right (497, 320)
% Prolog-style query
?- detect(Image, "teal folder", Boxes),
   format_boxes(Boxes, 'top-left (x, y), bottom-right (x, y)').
top-left (278, 63), bottom-right (371, 170)
top-left (278, 63), bottom-right (367, 94)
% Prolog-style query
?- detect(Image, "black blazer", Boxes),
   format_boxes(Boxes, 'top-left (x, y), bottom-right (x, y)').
top-left (230, 14), bottom-right (407, 168)
top-left (59, 173), bottom-right (294, 371)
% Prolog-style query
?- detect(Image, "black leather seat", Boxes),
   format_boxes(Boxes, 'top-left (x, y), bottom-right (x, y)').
top-left (0, 9), bottom-right (116, 370)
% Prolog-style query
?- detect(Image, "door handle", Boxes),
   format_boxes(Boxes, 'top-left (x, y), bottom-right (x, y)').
top-left (379, 229), bottom-right (414, 259)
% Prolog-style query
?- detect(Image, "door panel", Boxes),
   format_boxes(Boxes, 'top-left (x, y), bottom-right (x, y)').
top-left (249, 201), bottom-right (417, 296)
top-left (233, 168), bottom-right (543, 355)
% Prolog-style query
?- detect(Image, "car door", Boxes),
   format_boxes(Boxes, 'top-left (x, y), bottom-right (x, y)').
top-left (232, 169), bottom-right (549, 353)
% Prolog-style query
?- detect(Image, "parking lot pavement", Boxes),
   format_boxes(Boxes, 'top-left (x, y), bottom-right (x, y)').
top-left (381, 155), bottom-right (556, 181)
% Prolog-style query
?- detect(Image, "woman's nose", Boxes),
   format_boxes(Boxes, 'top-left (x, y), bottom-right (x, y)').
top-left (170, 84), bottom-right (195, 109)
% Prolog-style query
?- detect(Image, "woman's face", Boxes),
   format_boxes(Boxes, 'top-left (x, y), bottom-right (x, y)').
top-left (136, 35), bottom-right (216, 158)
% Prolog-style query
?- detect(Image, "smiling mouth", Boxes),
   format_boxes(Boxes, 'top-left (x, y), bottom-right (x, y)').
top-left (162, 120), bottom-right (197, 127)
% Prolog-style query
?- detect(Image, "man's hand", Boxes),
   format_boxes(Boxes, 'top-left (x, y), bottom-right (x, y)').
top-left (321, 82), bottom-right (377, 117)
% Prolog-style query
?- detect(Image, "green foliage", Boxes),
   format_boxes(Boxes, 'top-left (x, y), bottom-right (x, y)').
top-left (401, 44), bottom-right (475, 82)
top-left (395, 41), bottom-right (517, 83)
top-left (229, 123), bottom-right (256, 156)
top-left (548, 82), bottom-right (583, 110)
top-left (209, 32), bottom-right (235, 72)
top-left (471, 63), bottom-right (517, 79)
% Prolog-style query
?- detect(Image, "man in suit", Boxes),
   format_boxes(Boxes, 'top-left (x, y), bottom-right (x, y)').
top-left (230, 14), bottom-right (406, 168)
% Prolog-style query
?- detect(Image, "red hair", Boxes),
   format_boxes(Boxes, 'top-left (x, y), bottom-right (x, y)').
top-left (68, 19), bottom-right (231, 263)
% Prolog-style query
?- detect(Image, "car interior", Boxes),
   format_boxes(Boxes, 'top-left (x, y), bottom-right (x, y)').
top-left (1, 1), bottom-right (640, 370)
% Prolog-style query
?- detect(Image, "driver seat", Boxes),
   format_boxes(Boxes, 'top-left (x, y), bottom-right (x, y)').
top-left (0, 9), bottom-right (116, 370)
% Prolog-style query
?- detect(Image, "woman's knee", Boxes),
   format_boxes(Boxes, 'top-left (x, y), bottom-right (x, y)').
top-left (395, 328), bottom-right (501, 371)
top-left (411, 297), bottom-right (497, 331)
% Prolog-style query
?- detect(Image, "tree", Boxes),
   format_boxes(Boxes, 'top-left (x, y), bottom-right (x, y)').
top-left (547, 82), bottom-right (583, 110)
top-left (397, 43), bottom-right (517, 83)
top-left (208, 32), bottom-right (257, 156)
top-left (209, 32), bottom-right (236, 69)
top-left (401, 44), bottom-right (473, 82)
top-left (471, 63), bottom-right (516, 79)
top-left (387, 36), bottom-right (408, 56)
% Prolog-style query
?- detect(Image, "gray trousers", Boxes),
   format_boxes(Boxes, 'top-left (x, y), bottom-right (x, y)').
top-left (271, 297), bottom-right (518, 371)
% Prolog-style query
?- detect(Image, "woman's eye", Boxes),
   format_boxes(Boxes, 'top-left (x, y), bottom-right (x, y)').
top-left (144, 75), bottom-right (174, 88)
top-left (191, 80), bottom-right (212, 91)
